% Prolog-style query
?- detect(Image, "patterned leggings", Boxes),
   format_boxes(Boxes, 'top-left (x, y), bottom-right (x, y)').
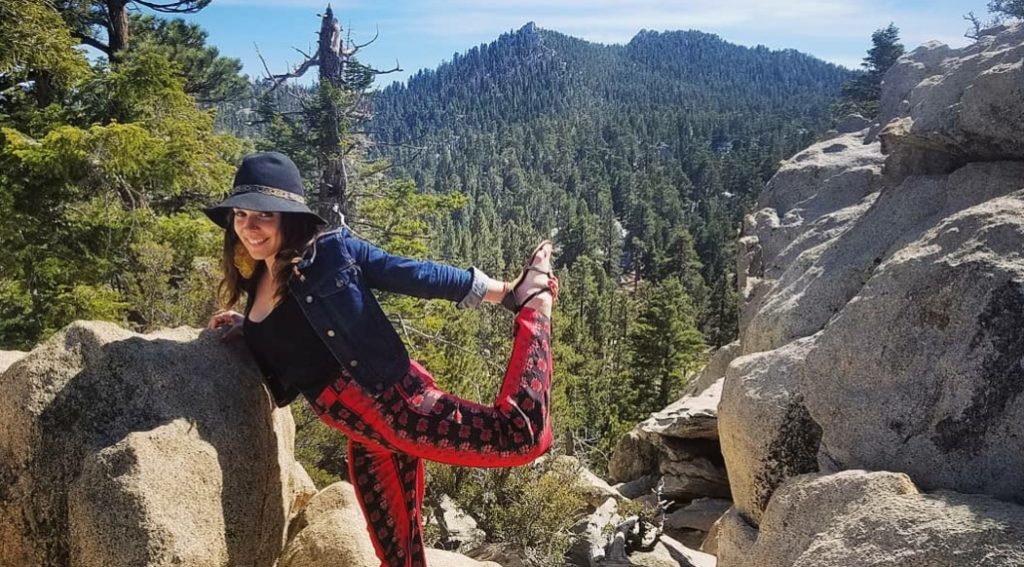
top-left (310, 308), bottom-right (553, 567)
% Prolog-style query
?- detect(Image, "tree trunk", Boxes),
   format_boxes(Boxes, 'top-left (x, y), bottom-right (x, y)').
top-left (315, 5), bottom-right (348, 223)
top-left (107, 0), bottom-right (130, 56)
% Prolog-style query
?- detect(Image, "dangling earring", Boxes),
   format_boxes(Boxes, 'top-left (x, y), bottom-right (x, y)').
top-left (233, 241), bottom-right (257, 279)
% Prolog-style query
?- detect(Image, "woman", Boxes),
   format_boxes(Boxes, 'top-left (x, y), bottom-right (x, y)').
top-left (205, 152), bottom-right (556, 567)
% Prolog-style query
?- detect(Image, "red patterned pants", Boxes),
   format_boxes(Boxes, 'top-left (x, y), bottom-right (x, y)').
top-left (310, 308), bottom-right (553, 567)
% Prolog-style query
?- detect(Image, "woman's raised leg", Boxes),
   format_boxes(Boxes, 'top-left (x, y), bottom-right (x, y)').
top-left (314, 305), bottom-right (553, 467)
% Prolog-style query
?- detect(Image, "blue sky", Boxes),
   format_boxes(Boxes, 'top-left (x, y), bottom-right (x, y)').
top-left (177, 0), bottom-right (995, 88)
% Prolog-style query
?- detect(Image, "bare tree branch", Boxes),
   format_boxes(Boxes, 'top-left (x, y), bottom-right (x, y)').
top-left (255, 43), bottom-right (319, 95)
top-left (366, 60), bottom-right (402, 75)
top-left (133, 0), bottom-right (211, 14)
top-left (348, 26), bottom-right (380, 53)
top-left (393, 315), bottom-right (506, 373)
top-left (292, 46), bottom-right (314, 60)
top-left (348, 219), bottom-right (434, 241)
top-left (71, 30), bottom-right (111, 55)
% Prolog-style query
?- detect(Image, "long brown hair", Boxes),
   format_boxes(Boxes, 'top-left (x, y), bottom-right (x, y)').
top-left (217, 211), bottom-right (326, 309)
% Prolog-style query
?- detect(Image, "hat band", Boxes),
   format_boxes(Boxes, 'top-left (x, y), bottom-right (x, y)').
top-left (232, 184), bottom-right (306, 204)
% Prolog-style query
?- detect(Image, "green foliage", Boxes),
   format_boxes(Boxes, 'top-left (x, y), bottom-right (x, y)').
top-left (292, 402), bottom-right (347, 488)
top-left (620, 279), bottom-right (706, 422)
top-left (428, 458), bottom-right (586, 566)
top-left (0, 1), bottom-right (89, 89)
top-left (835, 24), bottom-right (905, 119)
top-left (54, 0), bottom-right (213, 56)
top-left (129, 15), bottom-right (249, 103)
top-left (989, 0), bottom-right (1024, 18)
top-left (0, 12), bottom-right (245, 350)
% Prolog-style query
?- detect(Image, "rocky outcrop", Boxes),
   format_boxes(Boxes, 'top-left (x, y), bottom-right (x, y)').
top-left (718, 22), bottom-right (1024, 567)
top-left (0, 321), bottom-right (298, 567)
top-left (876, 25), bottom-right (1024, 182)
top-left (569, 496), bottom-right (717, 567)
top-left (719, 470), bottom-right (1024, 567)
top-left (606, 343), bottom-right (739, 558)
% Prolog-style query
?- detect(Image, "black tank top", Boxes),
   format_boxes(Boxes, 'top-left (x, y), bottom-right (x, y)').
top-left (243, 287), bottom-right (342, 403)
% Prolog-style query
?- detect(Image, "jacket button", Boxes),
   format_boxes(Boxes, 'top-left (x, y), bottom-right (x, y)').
top-left (374, 382), bottom-right (384, 392)
top-left (327, 330), bottom-right (336, 337)
top-left (350, 359), bottom-right (359, 367)
top-left (305, 295), bottom-right (313, 303)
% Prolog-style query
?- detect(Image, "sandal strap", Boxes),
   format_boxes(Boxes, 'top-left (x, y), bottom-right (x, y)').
top-left (515, 288), bottom-right (553, 313)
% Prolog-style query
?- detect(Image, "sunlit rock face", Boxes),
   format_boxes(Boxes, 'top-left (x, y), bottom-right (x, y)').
top-left (718, 22), bottom-right (1024, 567)
top-left (0, 321), bottom-right (298, 567)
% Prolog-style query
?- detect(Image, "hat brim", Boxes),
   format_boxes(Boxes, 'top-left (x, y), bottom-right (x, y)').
top-left (203, 192), bottom-right (329, 229)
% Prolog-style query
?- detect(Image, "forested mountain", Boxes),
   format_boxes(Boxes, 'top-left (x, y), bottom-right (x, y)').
top-left (371, 24), bottom-right (848, 312)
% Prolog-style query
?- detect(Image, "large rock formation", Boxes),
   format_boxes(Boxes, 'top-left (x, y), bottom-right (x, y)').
top-left (0, 322), bottom-right (299, 567)
top-left (717, 22), bottom-right (1024, 566)
top-left (0, 321), bottom-right (507, 567)
top-left (717, 470), bottom-right (1024, 567)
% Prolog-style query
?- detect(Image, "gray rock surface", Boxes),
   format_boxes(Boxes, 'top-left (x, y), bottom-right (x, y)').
top-left (722, 470), bottom-right (1024, 567)
top-left (718, 339), bottom-right (821, 524)
top-left (0, 321), bottom-right (297, 567)
top-left (629, 534), bottom-right (716, 567)
top-left (439, 494), bottom-right (486, 552)
top-left (716, 21), bottom-right (1024, 567)
top-left (834, 114), bottom-right (870, 134)
top-left (68, 421), bottom-right (229, 567)
top-left (608, 430), bottom-right (660, 484)
top-left (738, 132), bottom-right (884, 346)
top-left (802, 185), bottom-right (1024, 499)
top-left (643, 378), bottom-right (722, 440)
top-left (288, 462), bottom-right (317, 525)
top-left (878, 23), bottom-right (1024, 180)
top-left (665, 498), bottom-right (733, 533)
top-left (609, 353), bottom-right (731, 505)
top-left (713, 508), bottom-right (755, 564)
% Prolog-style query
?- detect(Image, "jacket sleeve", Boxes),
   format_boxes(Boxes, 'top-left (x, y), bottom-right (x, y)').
top-left (344, 235), bottom-right (489, 308)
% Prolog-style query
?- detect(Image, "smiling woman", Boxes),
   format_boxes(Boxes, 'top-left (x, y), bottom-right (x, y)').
top-left (203, 151), bottom-right (559, 567)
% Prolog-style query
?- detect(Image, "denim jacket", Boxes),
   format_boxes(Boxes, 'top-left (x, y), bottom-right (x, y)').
top-left (267, 227), bottom-right (486, 405)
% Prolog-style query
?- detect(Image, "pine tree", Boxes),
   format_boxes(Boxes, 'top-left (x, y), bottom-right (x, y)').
top-left (835, 23), bottom-right (905, 119)
top-left (620, 279), bottom-right (706, 422)
top-left (56, 0), bottom-right (212, 57)
top-left (989, 0), bottom-right (1024, 18)
top-left (1, 7), bottom-right (243, 349)
top-left (129, 15), bottom-right (248, 103)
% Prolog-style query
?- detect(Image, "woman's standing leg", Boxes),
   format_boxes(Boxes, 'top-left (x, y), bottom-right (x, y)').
top-left (347, 439), bottom-right (427, 567)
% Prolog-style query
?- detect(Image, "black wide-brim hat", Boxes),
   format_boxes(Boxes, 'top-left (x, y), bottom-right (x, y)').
top-left (203, 151), bottom-right (329, 229)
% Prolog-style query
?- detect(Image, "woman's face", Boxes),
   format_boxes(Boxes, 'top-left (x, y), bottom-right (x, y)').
top-left (233, 208), bottom-right (283, 261)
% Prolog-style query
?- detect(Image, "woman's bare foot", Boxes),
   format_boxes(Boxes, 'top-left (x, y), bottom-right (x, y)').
top-left (522, 241), bottom-right (556, 317)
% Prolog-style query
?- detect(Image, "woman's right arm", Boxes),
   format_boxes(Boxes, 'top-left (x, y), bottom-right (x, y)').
top-left (208, 310), bottom-right (244, 340)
